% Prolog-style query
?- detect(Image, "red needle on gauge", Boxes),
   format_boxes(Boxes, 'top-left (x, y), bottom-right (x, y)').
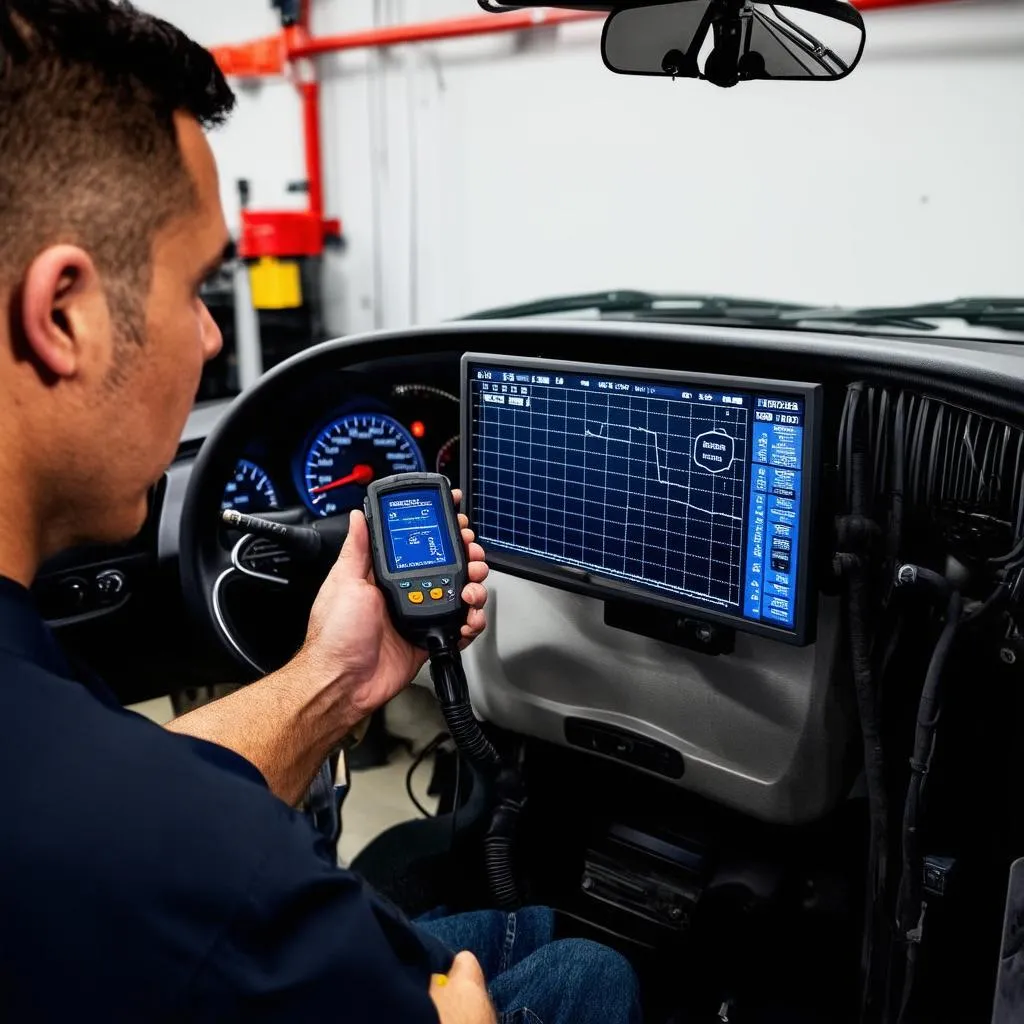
top-left (310, 463), bottom-right (374, 496)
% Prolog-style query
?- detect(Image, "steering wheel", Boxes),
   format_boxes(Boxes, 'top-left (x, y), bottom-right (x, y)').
top-left (179, 340), bottom-right (364, 678)
top-left (180, 323), bottom-right (542, 675)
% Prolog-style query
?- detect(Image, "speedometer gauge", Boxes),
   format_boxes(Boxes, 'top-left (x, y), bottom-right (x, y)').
top-left (221, 459), bottom-right (279, 513)
top-left (302, 412), bottom-right (425, 517)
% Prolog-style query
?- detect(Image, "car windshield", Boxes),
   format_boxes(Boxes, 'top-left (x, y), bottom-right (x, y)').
top-left (439, 2), bottom-right (1024, 343)
top-left (193, 0), bottom-right (1024, 401)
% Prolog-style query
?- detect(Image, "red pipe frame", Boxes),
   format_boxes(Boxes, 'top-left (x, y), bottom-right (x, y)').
top-left (289, 4), bottom-right (324, 225)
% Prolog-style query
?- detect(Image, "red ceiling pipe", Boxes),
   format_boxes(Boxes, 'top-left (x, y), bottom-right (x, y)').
top-left (855, 0), bottom-right (948, 7)
top-left (212, 35), bottom-right (285, 76)
top-left (286, 8), bottom-right (601, 59)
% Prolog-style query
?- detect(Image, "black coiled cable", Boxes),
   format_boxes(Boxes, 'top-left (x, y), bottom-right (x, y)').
top-left (426, 638), bottom-right (502, 773)
top-left (437, 699), bottom-right (501, 770)
top-left (425, 632), bottom-right (521, 909)
top-left (483, 775), bottom-right (525, 910)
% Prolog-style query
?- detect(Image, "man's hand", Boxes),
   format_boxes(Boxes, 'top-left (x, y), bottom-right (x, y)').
top-left (430, 952), bottom-right (497, 1024)
top-left (168, 492), bottom-right (487, 805)
top-left (298, 490), bottom-right (489, 732)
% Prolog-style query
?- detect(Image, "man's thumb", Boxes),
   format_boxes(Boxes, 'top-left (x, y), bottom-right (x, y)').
top-left (335, 508), bottom-right (372, 579)
top-left (447, 951), bottom-right (486, 986)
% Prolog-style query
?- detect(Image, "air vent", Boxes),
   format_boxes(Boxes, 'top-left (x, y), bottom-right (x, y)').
top-left (174, 438), bottom-right (205, 463)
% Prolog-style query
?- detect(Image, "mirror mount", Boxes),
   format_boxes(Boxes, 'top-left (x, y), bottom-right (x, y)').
top-left (705, 0), bottom-right (746, 87)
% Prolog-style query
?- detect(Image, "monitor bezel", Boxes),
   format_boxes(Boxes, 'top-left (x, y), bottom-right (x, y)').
top-left (460, 353), bottom-right (822, 647)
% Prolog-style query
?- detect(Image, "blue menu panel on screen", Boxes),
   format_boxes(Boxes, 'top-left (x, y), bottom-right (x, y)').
top-left (381, 489), bottom-right (455, 572)
top-left (466, 359), bottom-right (812, 638)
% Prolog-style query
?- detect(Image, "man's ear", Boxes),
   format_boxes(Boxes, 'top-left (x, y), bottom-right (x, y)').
top-left (19, 245), bottom-right (110, 380)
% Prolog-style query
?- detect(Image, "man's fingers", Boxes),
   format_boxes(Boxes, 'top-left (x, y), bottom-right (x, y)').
top-left (462, 607), bottom-right (486, 637)
top-left (448, 492), bottom-right (490, 646)
top-left (430, 950), bottom-right (496, 1024)
top-left (334, 509), bottom-right (372, 580)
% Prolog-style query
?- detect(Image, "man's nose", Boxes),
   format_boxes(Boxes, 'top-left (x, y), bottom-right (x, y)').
top-left (200, 301), bottom-right (224, 362)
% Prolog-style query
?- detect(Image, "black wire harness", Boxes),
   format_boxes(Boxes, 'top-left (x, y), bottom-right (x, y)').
top-left (837, 383), bottom-right (1024, 1023)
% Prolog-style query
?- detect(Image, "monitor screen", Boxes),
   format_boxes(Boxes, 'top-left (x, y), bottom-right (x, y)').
top-left (380, 488), bottom-right (455, 573)
top-left (462, 355), bottom-right (820, 643)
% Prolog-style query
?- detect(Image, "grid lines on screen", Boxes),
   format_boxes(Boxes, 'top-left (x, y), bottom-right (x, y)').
top-left (471, 379), bottom-right (750, 609)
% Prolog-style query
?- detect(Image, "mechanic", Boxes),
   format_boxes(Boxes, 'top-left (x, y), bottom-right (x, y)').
top-left (0, 2), bottom-right (642, 1022)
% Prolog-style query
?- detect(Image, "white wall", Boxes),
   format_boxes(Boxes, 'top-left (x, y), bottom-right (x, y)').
top-left (142, 0), bottom-right (1024, 337)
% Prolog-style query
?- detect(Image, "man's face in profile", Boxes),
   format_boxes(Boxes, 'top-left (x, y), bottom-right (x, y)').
top-left (0, 2), bottom-right (239, 571)
top-left (79, 114), bottom-right (230, 544)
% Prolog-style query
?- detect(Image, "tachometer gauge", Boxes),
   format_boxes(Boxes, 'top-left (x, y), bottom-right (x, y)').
top-left (221, 459), bottom-right (280, 513)
top-left (302, 412), bottom-right (425, 517)
top-left (436, 434), bottom-right (460, 482)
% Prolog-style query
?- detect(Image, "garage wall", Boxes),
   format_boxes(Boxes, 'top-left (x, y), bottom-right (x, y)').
top-left (140, 0), bottom-right (1024, 337)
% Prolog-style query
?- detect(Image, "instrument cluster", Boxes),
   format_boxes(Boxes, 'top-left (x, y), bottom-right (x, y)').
top-left (219, 381), bottom-right (461, 519)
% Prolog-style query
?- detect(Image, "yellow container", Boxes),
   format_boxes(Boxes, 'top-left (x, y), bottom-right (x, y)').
top-left (248, 256), bottom-right (303, 310)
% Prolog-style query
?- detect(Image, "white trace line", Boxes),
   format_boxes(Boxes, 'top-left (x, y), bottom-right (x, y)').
top-left (584, 423), bottom-right (743, 522)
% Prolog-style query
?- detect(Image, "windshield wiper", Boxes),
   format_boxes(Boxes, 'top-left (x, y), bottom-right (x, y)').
top-left (462, 292), bottom-right (1024, 337)
top-left (462, 290), bottom-right (813, 322)
top-left (786, 297), bottom-right (1024, 332)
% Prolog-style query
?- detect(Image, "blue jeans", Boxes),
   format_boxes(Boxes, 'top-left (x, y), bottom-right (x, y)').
top-left (418, 907), bottom-right (642, 1024)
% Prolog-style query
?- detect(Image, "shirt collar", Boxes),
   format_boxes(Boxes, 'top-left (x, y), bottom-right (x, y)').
top-left (0, 575), bottom-right (73, 677)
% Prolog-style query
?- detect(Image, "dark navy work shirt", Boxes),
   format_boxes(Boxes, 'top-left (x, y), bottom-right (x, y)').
top-left (0, 576), bottom-right (451, 1020)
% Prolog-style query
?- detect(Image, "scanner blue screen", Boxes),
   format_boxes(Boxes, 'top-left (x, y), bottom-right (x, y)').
top-left (468, 361), bottom-right (810, 634)
top-left (381, 488), bottom-right (455, 572)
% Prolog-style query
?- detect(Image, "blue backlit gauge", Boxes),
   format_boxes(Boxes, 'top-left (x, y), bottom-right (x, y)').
top-left (303, 413), bottom-right (425, 517)
top-left (221, 459), bottom-right (280, 513)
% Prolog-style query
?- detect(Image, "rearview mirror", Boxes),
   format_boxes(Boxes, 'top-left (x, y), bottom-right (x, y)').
top-left (602, 0), bottom-right (865, 86)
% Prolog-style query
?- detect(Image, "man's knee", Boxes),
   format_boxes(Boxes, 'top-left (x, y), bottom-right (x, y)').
top-left (546, 938), bottom-right (640, 1011)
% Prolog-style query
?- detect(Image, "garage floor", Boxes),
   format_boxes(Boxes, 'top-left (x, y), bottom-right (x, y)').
top-left (130, 686), bottom-right (443, 863)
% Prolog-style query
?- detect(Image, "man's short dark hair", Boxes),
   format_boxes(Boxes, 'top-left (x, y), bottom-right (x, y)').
top-left (0, 0), bottom-right (235, 340)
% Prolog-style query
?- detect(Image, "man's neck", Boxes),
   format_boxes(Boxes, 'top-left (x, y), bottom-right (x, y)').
top-left (0, 521), bottom-right (42, 587)
top-left (0, 463), bottom-right (45, 587)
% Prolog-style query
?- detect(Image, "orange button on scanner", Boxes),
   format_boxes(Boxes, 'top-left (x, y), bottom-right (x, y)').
top-left (408, 591), bottom-right (425, 605)
top-left (429, 588), bottom-right (444, 601)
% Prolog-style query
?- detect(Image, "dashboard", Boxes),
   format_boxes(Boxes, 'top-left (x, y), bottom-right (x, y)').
top-left (218, 370), bottom-right (462, 518)
top-left (35, 318), bottom-right (1024, 827)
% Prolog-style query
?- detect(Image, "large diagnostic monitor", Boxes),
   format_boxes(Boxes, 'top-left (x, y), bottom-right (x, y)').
top-left (461, 354), bottom-right (822, 645)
